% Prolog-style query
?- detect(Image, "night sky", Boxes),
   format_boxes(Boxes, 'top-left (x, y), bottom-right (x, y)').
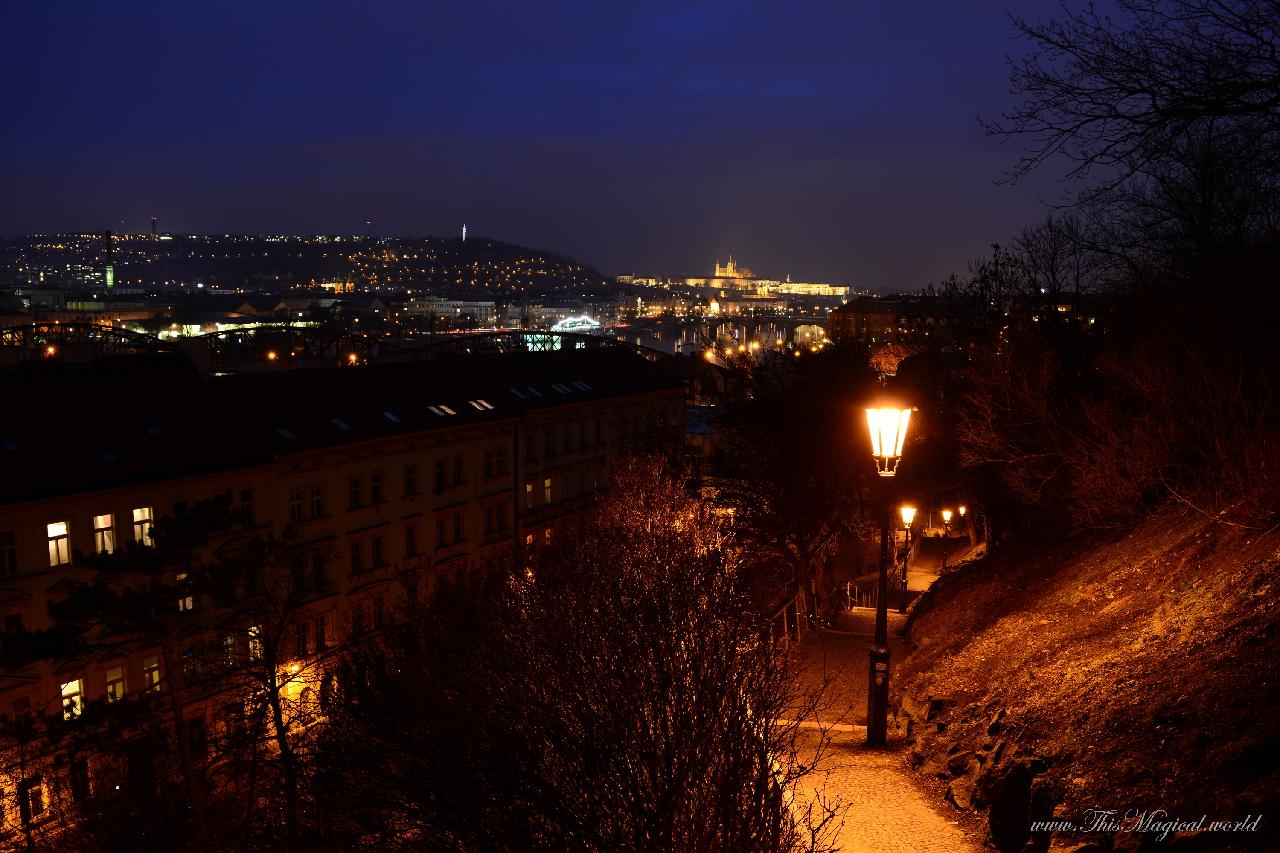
top-left (3, 1), bottom-right (1078, 290)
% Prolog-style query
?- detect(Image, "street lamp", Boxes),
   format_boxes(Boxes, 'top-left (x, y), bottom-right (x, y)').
top-left (866, 407), bottom-right (911, 477)
top-left (863, 404), bottom-right (912, 747)
top-left (942, 508), bottom-right (953, 535)
top-left (898, 506), bottom-right (916, 615)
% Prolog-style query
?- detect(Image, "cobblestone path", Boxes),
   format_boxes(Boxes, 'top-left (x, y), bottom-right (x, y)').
top-left (795, 732), bottom-right (982, 853)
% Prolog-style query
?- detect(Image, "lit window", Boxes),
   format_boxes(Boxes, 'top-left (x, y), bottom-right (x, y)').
top-left (525, 482), bottom-right (534, 510)
top-left (248, 626), bottom-right (263, 661)
top-left (47, 521), bottom-right (70, 567)
top-left (132, 507), bottom-right (153, 544)
top-left (544, 477), bottom-right (552, 504)
top-left (61, 678), bottom-right (82, 720)
top-left (143, 656), bottom-right (161, 692)
top-left (105, 667), bottom-right (125, 702)
top-left (544, 528), bottom-right (553, 545)
top-left (92, 514), bottom-right (115, 555)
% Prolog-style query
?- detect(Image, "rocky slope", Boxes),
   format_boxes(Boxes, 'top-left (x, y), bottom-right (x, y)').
top-left (896, 508), bottom-right (1280, 852)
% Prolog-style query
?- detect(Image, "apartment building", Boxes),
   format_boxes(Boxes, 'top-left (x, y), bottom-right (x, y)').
top-left (0, 345), bottom-right (684, 834)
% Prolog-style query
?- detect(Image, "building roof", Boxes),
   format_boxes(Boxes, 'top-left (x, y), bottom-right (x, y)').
top-left (0, 348), bottom-right (684, 507)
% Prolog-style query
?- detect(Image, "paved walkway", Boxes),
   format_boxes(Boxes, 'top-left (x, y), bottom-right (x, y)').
top-left (790, 607), bottom-right (982, 852)
top-left (794, 731), bottom-right (982, 853)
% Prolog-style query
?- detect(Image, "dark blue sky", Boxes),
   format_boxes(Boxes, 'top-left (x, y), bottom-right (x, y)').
top-left (2, 1), bottom-right (1077, 288)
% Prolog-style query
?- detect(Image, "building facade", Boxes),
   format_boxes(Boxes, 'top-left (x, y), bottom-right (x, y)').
top-left (0, 346), bottom-right (684, 837)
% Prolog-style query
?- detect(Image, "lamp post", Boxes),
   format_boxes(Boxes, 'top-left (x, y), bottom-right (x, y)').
top-left (942, 508), bottom-right (953, 536)
top-left (896, 504), bottom-right (916, 612)
top-left (863, 406), bottom-right (912, 747)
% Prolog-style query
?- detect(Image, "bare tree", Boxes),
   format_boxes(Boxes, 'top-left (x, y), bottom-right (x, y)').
top-left (315, 458), bottom-right (844, 851)
top-left (988, 0), bottom-right (1280, 186)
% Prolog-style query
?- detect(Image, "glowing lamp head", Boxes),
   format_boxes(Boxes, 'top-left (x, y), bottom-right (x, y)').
top-left (958, 505), bottom-right (967, 517)
top-left (347, 352), bottom-right (358, 364)
top-left (942, 509), bottom-right (953, 524)
top-left (266, 350), bottom-right (278, 362)
top-left (900, 505), bottom-right (917, 526)
top-left (865, 406), bottom-right (912, 476)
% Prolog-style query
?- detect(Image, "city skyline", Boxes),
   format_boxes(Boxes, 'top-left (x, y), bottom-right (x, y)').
top-left (2, 1), bottom-right (1079, 291)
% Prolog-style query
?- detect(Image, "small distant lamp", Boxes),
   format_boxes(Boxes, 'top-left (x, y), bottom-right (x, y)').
top-left (865, 407), bottom-right (912, 477)
top-left (958, 505), bottom-right (967, 518)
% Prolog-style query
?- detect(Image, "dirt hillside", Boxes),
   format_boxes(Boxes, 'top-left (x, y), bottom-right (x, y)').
top-left (896, 508), bottom-right (1280, 852)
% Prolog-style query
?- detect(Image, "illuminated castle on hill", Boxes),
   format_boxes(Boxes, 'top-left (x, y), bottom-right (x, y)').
top-left (686, 255), bottom-right (848, 298)
top-left (713, 256), bottom-right (755, 279)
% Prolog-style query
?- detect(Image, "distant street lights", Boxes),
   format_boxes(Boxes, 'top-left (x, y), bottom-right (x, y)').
top-left (863, 405), bottom-right (912, 747)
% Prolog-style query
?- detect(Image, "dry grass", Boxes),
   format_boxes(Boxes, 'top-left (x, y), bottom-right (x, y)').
top-left (896, 506), bottom-right (1280, 826)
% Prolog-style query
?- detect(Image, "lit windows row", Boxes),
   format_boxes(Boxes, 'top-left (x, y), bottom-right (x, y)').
top-left (59, 658), bottom-right (160, 720)
top-left (41, 507), bottom-right (154, 568)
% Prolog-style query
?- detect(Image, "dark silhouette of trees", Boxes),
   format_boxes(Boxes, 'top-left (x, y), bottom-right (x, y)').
top-left (989, 0), bottom-right (1280, 187)
top-left (942, 1), bottom-right (1280, 531)
top-left (710, 350), bottom-right (882, 617)
top-left (315, 458), bottom-right (844, 852)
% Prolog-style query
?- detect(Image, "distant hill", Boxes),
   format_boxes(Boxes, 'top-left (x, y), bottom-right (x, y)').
top-left (0, 233), bottom-right (614, 296)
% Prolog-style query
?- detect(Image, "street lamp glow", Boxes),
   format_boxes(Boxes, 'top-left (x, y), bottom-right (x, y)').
top-left (900, 505), bottom-right (917, 526)
top-left (942, 509), bottom-right (953, 524)
top-left (958, 505), bottom-right (967, 517)
top-left (865, 406), bottom-right (912, 476)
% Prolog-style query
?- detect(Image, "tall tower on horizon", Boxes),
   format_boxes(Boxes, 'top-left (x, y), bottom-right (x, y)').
top-left (104, 230), bottom-right (114, 291)
top-left (462, 224), bottom-right (467, 242)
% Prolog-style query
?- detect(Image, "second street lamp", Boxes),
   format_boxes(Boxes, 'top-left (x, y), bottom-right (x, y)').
top-left (863, 405), bottom-right (912, 747)
top-left (899, 505), bottom-right (916, 614)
